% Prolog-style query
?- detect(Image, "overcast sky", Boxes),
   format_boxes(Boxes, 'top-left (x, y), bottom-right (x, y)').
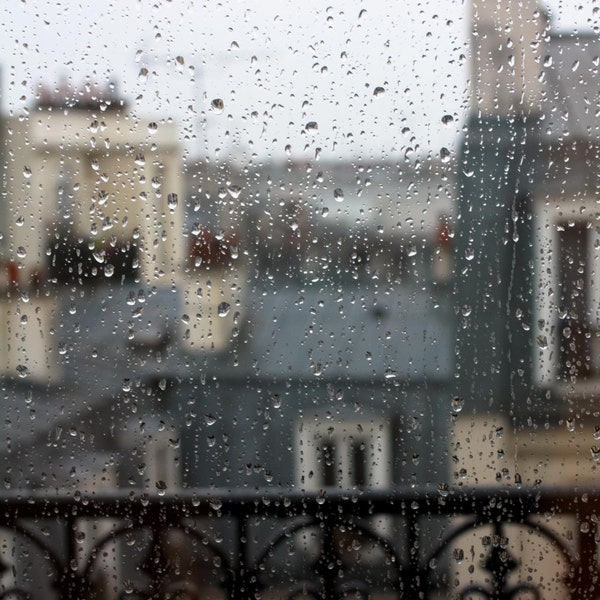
top-left (0, 1), bottom-right (596, 162)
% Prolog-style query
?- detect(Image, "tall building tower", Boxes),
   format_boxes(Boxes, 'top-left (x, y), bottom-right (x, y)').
top-left (454, 0), bottom-right (548, 421)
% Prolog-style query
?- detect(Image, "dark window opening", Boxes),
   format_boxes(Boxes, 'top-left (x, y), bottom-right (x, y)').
top-left (558, 222), bottom-right (591, 381)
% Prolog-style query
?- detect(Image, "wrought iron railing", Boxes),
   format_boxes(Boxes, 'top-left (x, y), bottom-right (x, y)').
top-left (0, 486), bottom-right (598, 599)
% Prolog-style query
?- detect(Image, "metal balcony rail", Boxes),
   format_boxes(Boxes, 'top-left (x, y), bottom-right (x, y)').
top-left (0, 486), bottom-right (598, 599)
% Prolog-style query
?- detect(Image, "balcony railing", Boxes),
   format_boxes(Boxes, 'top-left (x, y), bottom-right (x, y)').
top-left (0, 486), bottom-right (598, 599)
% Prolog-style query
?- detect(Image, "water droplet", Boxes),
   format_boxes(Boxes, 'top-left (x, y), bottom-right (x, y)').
top-left (147, 122), bottom-right (158, 135)
top-left (23, 166), bottom-right (32, 179)
top-left (305, 121), bottom-right (318, 131)
top-left (440, 147), bottom-right (451, 163)
top-left (536, 335), bottom-right (548, 349)
top-left (566, 418), bottom-right (575, 432)
top-left (453, 548), bottom-right (464, 563)
top-left (158, 378), bottom-right (167, 391)
top-left (591, 446), bottom-right (600, 461)
top-left (464, 248), bottom-right (475, 261)
top-left (16, 365), bottom-right (29, 378)
top-left (333, 188), bottom-right (344, 202)
top-left (384, 369), bottom-right (397, 379)
top-left (167, 193), bottom-right (178, 211)
top-left (16, 246), bottom-right (26, 258)
top-left (373, 86), bottom-right (385, 97)
top-left (217, 302), bottom-right (230, 317)
top-left (155, 480), bottom-right (167, 495)
top-left (209, 497), bottom-right (222, 511)
top-left (104, 264), bottom-right (115, 278)
top-left (138, 67), bottom-right (148, 82)
top-left (594, 426), bottom-right (600, 441)
top-left (211, 98), bottom-right (224, 114)
top-left (543, 55), bottom-right (553, 67)
top-left (122, 379), bottom-right (131, 392)
top-left (461, 305), bottom-right (472, 317)
top-left (227, 185), bottom-right (242, 199)
top-left (134, 153), bottom-right (145, 166)
top-left (462, 169), bottom-right (474, 177)
top-left (441, 114), bottom-right (454, 125)
top-left (437, 483), bottom-right (449, 497)
top-left (451, 395), bottom-right (464, 413)
top-left (89, 120), bottom-right (99, 133)
top-left (562, 326), bottom-right (572, 340)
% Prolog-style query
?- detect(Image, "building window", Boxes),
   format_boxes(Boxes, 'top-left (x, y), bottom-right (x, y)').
top-left (535, 203), bottom-right (600, 387)
top-left (557, 222), bottom-right (592, 381)
top-left (296, 419), bottom-right (391, 491)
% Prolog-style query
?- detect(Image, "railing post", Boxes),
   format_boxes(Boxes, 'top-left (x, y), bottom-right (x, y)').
top-left (61, 513), bottom-right (85, 600)
top-left (233, 509), bottom-right (248, 600)
top-left (406, 505), bottom-right (422, 600)
top-left (575, 507), bottom-right (598, 600)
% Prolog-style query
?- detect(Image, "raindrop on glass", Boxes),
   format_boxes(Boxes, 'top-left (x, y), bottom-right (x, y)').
top-left (211, 99), bottom-right (224, 114)
top-left (451, 395), bottom-right (464, 413)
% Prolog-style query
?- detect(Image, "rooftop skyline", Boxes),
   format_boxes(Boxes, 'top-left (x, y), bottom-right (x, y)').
top-left (0, 0), bottom-right (595, 163)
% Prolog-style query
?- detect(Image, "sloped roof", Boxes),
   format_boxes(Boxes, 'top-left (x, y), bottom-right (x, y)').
top-left (0, 275), bottom-right (453, 485)
top-left (245, 284), bottom-right (452, 381)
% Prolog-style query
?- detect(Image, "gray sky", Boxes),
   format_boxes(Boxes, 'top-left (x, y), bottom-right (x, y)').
top-left (0, 0), bottom-right (596, 162)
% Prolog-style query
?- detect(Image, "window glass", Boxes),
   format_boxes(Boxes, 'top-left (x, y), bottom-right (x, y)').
top-left (0, 1), bottom-right (598, 598)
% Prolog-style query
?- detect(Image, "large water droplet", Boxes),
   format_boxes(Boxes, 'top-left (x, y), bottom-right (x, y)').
top-left (451, 395), bottom-right (464, 413)
top-left (440, 147), bottom-right (451, 163)
top-left (167, 193), bottom-right (178, 211)
top-left (211, 99), bottom-right (224, 114)
top-left (333, 188), bottom-right (344, 202)
top-left (23, 166), bottom-right (32, 179)
top-left (16, 365), bottom-right (29, 378)
top-left (373, 86), bottom-right (385, 97)
top-left (147, 122), bottom-right (158, 135)
top-left (217, 302), bottom-right (230, 317)
top-left (227, 185), bottom-right (242, 199)
top-left (138, 68), bottom-right (148, 82)
top-left (305, 121), bottom-right (318, 131)
top-left (441, 114), bottom-right (454, 125)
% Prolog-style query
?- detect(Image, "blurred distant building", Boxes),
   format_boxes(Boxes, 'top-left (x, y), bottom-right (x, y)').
top-left (0, 81), bottom-right (184, 382)
top-left (454, 0), bottom-right (600, 487)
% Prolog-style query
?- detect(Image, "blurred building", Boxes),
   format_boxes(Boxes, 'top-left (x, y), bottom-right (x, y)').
top-left (454, 0), bottom-right (600, 487)
top-left (0, 81), bottom-right (183, 383)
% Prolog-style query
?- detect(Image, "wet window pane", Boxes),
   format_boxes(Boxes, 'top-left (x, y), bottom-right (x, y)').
top-left (0, 0), bottom-right (598, 598)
